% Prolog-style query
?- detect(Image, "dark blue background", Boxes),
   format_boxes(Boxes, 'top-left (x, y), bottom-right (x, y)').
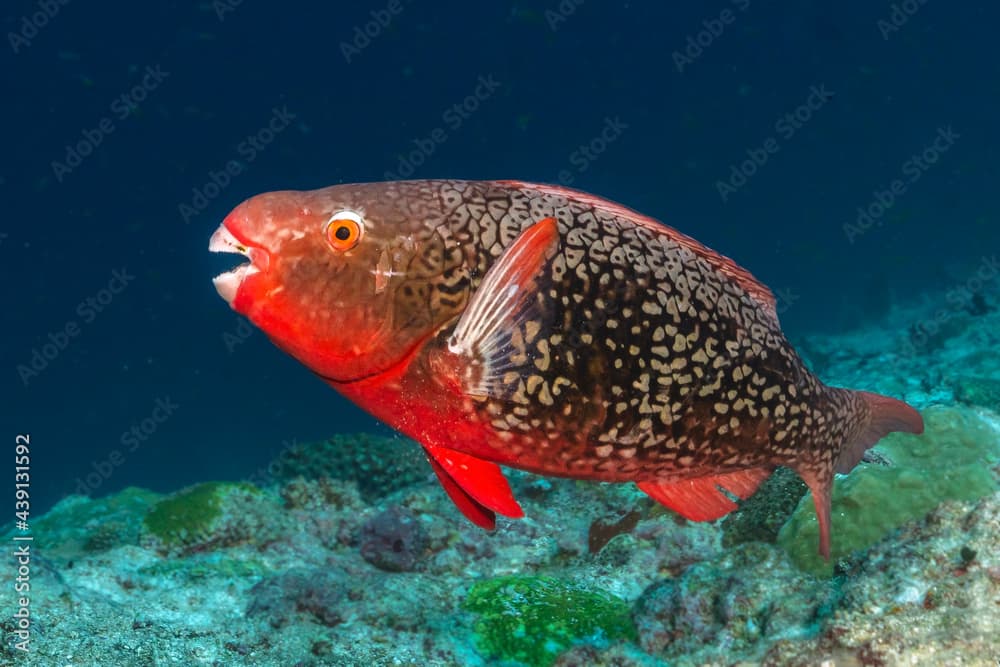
top-left (4, 1), bottom-right (996, 513)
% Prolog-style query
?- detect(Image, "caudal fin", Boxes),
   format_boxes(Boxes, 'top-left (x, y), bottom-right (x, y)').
top-left (836, 391), bottom-right (925, 474)
top-left (796, 390), bottom-right (924, 560)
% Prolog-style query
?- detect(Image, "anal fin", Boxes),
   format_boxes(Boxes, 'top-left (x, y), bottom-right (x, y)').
top-left (423, 444), bottom-right (524, 530)
top-left (637, 468), bottom-right (772, 522)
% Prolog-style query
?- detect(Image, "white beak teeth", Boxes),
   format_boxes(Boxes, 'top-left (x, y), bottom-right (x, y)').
top-left (209, 225), bottom-right (245, 254)
top-left (209, 224), bottom-right (254, 306)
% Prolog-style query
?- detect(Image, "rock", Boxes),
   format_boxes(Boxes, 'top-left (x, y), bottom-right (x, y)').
top-left (359, 505), bottom-right (428, 572)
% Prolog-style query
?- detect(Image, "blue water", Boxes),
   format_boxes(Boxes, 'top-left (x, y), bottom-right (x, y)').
top-left (4, 1), bottom-right (997, 517)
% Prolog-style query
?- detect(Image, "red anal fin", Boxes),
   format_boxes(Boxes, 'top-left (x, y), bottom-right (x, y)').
top-left (637, 468), bottom-right (772, 522)
top-left (423, 445), bottom-right (524, 529)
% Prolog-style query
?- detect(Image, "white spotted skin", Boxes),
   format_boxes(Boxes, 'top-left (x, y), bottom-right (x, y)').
top-left (306, 180), bottom-right (870, 484)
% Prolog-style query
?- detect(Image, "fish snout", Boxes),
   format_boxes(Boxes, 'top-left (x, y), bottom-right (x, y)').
top-left (209, 223), bottom-right (271, 306)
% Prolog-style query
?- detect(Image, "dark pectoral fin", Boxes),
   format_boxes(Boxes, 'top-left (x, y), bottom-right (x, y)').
top-left (431, 217), bottom-right (559, 400)
top-left (637, 468), bottom-right (772, 522)
top-left (423, 444), bottom-right (524, 530)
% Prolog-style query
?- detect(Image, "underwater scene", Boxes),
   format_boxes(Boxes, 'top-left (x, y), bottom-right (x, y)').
top-left (4, 2), bottom-right (1000, 666)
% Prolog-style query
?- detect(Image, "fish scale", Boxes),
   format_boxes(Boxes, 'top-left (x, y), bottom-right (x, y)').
top-left (210, 178), bottom-right (924, 557)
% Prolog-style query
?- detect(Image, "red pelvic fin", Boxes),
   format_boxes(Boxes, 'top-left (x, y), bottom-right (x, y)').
top-left (637, 468), bottom-right (772, 522)
top-left (423, 444), bottom-right (524, 529)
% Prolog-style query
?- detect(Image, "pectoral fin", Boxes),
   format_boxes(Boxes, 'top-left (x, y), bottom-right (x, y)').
top-left (430, 217), bottom-right (559, 400)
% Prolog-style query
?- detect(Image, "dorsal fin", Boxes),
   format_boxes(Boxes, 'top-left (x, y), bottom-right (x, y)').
top-left (497, 181), bottom-right (779, 322)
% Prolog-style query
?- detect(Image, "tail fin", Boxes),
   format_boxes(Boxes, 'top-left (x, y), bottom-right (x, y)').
top-left (836, 391), bottom-right (925, 474)
top-left (796, 390), bottom-right (924, 560)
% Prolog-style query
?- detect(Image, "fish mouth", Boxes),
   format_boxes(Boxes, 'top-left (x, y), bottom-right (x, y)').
top-left (209, 224), bottom-right (270, 305)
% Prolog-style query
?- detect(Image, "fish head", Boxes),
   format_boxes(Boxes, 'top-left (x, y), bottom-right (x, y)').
top-left (209, 183), bottom-right (466, 382)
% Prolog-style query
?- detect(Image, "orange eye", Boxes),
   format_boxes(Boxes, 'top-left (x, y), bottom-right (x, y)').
top-left (325, 210), bottom-right (364, 251)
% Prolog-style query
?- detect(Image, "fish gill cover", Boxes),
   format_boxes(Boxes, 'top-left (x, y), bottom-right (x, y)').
top-left (5, 1), bottom-right (1000, 666)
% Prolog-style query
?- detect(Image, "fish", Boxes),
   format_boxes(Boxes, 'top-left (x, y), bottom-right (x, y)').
top-left (209, 179), bottom-right (924, 558)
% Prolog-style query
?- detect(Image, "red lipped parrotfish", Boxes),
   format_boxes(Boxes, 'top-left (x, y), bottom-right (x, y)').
top-left (209, 180), bottom-right (923, 558)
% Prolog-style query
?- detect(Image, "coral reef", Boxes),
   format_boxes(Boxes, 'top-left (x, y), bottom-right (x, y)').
top-left (271, 433), bottom-right (430, 501)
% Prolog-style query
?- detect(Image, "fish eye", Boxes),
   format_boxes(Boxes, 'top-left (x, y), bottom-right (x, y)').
top-left (325, 210), bottom-right (364, 252)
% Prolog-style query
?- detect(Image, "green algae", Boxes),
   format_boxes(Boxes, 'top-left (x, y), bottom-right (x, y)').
top-left (464, 575), bottom-right (637, 667)
top-left (779, 405), bottom-right (999, 576)
top-left (29, 487), bottom-right (161, 560)
top-left (143, 481), bottom-right (259, 552)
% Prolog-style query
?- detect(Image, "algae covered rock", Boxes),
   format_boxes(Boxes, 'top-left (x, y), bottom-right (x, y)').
top-left (142, 481), bottom-right (280, 555)
top-left (464, 575), bottom-right (637, 667)
top-left (721, 466), bottom-right (808, 548)
top-left (779, 405), bottom-right (1000, 575)
top-left (29, 486), bottom-right (161, 561)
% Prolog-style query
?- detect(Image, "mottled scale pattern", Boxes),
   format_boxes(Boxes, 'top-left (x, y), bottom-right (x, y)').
top-left (387, 180), bottom-right (868, 482)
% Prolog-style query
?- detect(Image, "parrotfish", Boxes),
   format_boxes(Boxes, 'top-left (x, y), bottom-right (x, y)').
top-left (209, 180), bottom-right (923, 557)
